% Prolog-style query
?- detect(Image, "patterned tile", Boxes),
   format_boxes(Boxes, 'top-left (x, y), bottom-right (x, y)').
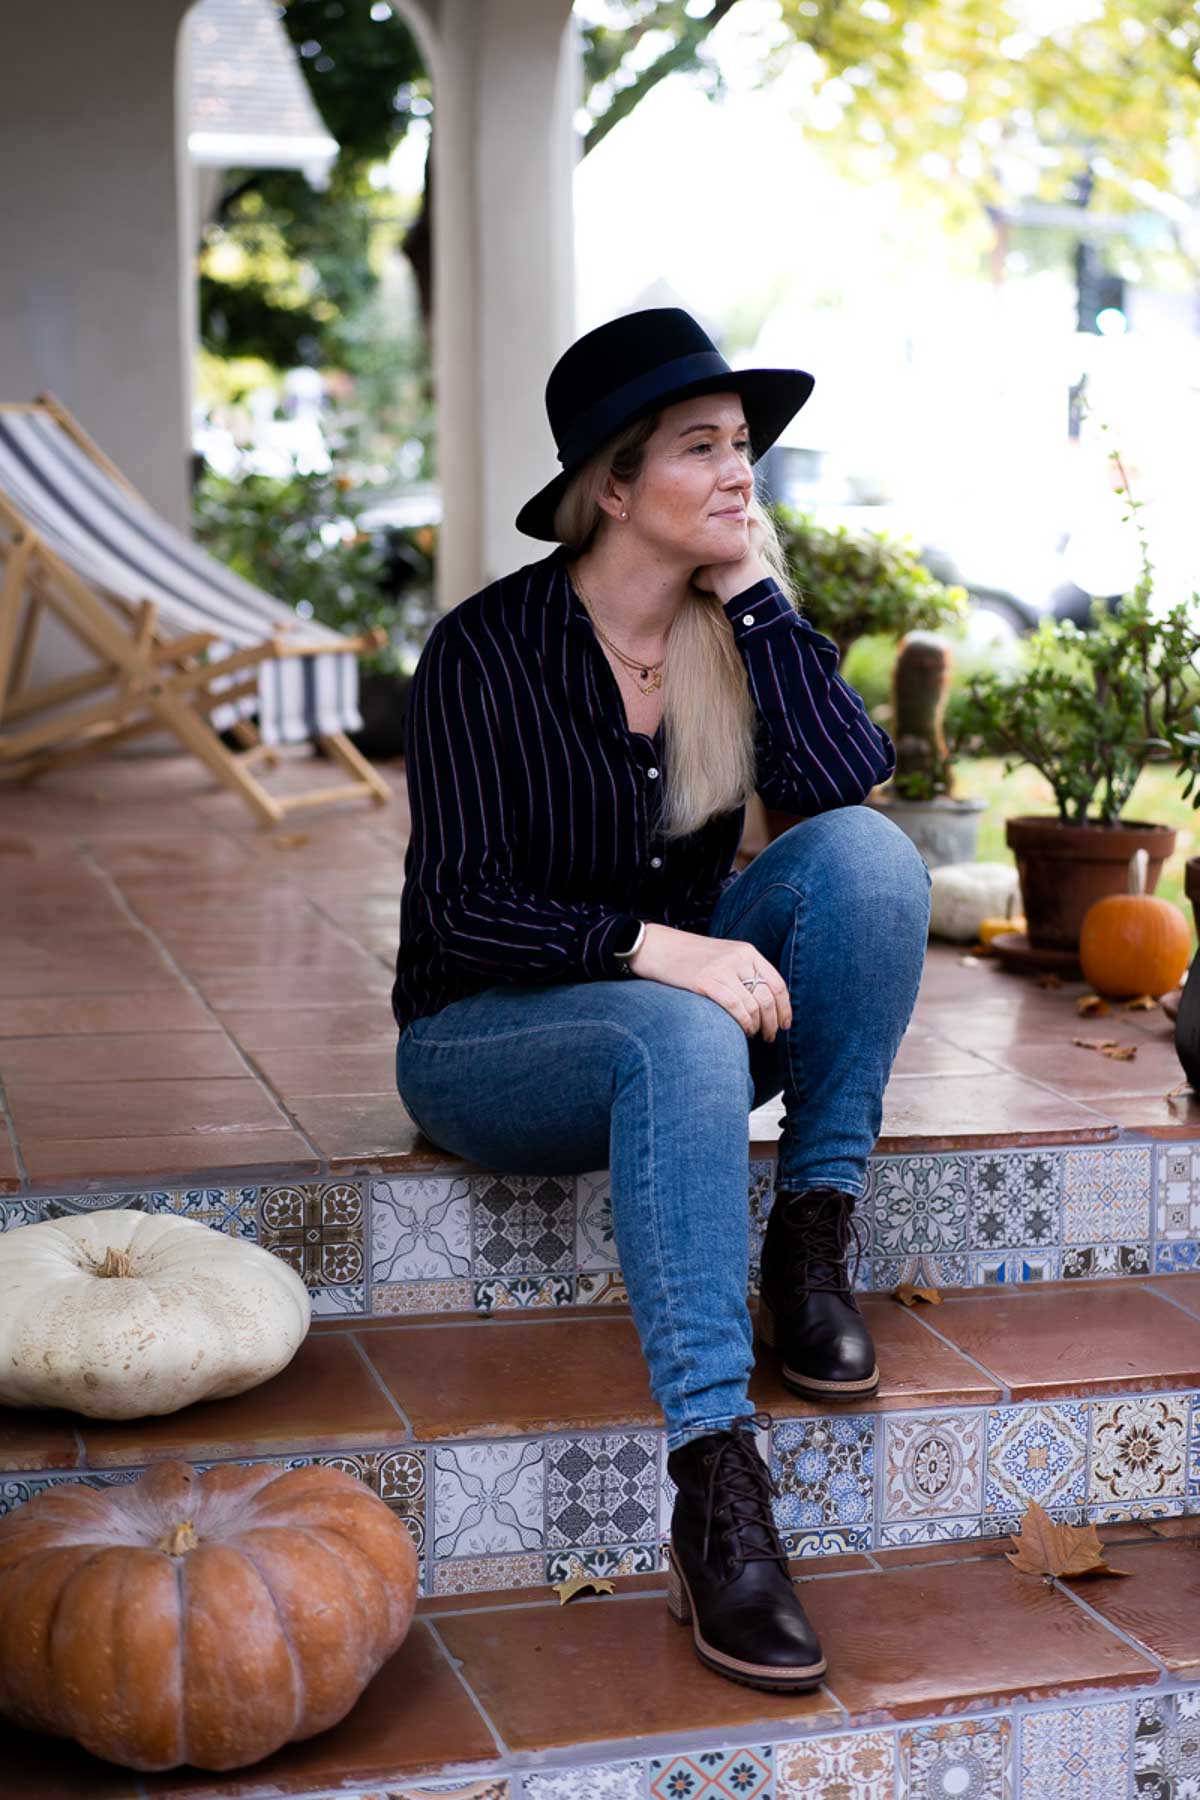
top-left (1134, 1687), bottom-right (1200, 1797)
top-left (544, 1544), bottom-right (658, 1583)
top-left (899, 1715), bottom-right (1012, 1798)
top-left (371, 1177), bottom-right (471, 1281)
top-left (385, 1780), bottom-right (510, 1800)
top-left (259, 1180), bottom-right (364, 1287)
top-left (523, 1763), bottom-right (643, 1799)
top-left (0, 1198), bottom-right (40, 1230)
top-left (1190, 1394), bottom-right (1200, 1499)
top-left (575, 1170), bottom-right (619, 1272)
top-left (872, 1253), bottom-right (970, 1292)
top-left (969, 1150), bottom-right (1062, 1249)
top-left (546, 1433), bottom-right (659, 1550)
top-left (877, 1517), bottom-right (985, 1548)
top-left (574, 1271), bottom-right (629, 1306)
top-left (1156, 1242), bottom-right (1200, 1274)
top-left (0, 1473), bottom-right (66, 1517)
top-left (148, 1186), bottom-right (259, 1237)
top-left (1063, 1146), bottom-right (1152, 1243)
top-left (309, 1283), bottom-right (366, 1316)
top-left (1089, 1394), bottom-right (1188, 1505)
top-left (472, 1175), bottom-right (574, 1276)
top-left (881, 1411), bottom-right (985, 1523)
top-left (1157, 1145), bottom-right (1200, 1241)
top-left (431, 1551), bottom-right (544, 1596)
top-left (433, 1442), bottom-right (544, 1559)
top-left (40, 1190), bottom-right (148, 1218)
top-left (771, 1415), bottom-right (875, 1533)
top-left (310, 1448), bottom-right (426, 1557)
top-left (474, 1276), bottom-right (574, 1313)
top-left (782, 1525), bottom-right (873, 1557)
top-left (1090, 1498), bottom-right (1185, 1523)
top-left (371, 1279), bottom-right (475, 1315)
top-left (870, 1155), bottom-right (970, 1254)
top-left (648, 1745), bottom-right (773, 1798)
top-left (1063, 1243), bottom-right (1149, 1278)
top-left (775, 1729), bottom-right (895, 1797)
top-left (970, 1250), bottom-right (1060, 1285)
top-left (985, 1403), bottom-right (1088, 1517)
top-left (1020, 1700), bottom-right (1130, 1797)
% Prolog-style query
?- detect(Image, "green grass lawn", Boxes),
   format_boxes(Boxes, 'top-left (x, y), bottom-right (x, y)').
top-left (953, 757), bottom-right (1199, 950)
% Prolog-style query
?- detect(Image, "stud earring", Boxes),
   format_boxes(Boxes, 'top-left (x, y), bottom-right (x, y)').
top-left (620, 510), bottom-right (628, 520)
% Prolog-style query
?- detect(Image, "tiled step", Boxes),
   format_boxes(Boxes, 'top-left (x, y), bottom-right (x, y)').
top-left (4, 1137), bottom-right (1199, 1324)
top-left (4, 1280), bottom-right (1199, 1602)
top-left (5, 1520), bottom-right (1199, 1799)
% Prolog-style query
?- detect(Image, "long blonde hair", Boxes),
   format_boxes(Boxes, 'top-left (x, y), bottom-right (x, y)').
top-left (552, 410), bottom-right (802, 841)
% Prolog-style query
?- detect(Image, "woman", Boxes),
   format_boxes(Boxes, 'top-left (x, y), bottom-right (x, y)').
top-left (393, 307), bottom-right (931, 1691)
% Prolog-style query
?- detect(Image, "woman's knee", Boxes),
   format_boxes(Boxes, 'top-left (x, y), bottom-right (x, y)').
top-left (779, 805), bottom-right (931, 906)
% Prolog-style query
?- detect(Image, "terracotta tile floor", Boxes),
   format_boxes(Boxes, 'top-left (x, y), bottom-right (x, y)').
top-left (0, 750), bottom-right (1194, 1194)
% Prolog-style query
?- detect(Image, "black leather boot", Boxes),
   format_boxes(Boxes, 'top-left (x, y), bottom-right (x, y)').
top-left (757, 1185), bottom-right (879, 1399)
top-left (666, 1418), bottom-right (826, 1691)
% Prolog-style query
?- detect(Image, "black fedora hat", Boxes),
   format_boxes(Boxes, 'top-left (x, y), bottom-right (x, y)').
top-left (515, 306), bottom-right (815, 541)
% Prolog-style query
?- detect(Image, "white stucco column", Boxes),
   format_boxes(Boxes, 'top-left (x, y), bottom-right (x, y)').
top-left (399, 0), bottom-right (579, 612)
top-left (0, 0), bottom-right (196, 530)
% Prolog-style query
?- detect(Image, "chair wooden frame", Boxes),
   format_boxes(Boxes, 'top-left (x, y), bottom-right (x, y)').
top-left (0, 394), bottom-right (392, 826)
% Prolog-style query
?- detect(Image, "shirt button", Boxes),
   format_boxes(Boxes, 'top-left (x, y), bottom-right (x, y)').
top-left (647, 767), bottom-right (659, 779)
top-left (742, 613), bottom-right (755, 626)
top-left (650, 856), bottom-right (662, 868)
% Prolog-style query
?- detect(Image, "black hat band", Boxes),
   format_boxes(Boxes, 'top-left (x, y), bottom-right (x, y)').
top-left (554, 349), bottom-right (732, 468)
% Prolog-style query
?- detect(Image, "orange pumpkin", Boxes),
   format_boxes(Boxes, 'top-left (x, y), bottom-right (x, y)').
top-left (1079, 848), bottom-right (1192, 999)
top-left (0, 1458), bottom-right (418, 1772)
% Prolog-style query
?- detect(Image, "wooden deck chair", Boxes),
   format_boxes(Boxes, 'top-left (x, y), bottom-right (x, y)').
top-left (0, 394), bottom-right (392, 826)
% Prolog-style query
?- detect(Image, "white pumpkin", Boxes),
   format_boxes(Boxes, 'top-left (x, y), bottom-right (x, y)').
top-left (928, 861), bottom-right (1021, 943)
top-left (0, 1210), bottom-right (310, 1418)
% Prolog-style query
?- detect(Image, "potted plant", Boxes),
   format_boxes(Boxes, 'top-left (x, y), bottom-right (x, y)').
top-left (868, 630), bottom-right (986, 866)
top-left (954, 453), bottom-right (1200, 955)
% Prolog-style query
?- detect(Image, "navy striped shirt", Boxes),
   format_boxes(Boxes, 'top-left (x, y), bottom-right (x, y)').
top-left (392, 544), bottom-right (896, 1031)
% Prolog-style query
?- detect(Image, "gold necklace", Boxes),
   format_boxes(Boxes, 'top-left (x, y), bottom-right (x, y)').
top-left (571, 568), bottom-right (665, 695)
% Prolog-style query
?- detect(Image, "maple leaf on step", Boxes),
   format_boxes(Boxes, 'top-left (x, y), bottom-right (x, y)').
top-left (1071, 1038), bottom-right (1139, 1060)
top-left (1120, 995), bottom-right (1158, 1010)
top-left (552, 1576), bottom-right (616, 1605)
top-left (1077, 994), bottom-right (1110, 1016)
top-left (892, 1283), bottom-right (942, 1307)
top-left (1005, 1501), bottom-right (1130, 1583)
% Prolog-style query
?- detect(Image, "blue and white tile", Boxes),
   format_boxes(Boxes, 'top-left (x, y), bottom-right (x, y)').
top-left (877, 1517), bottom-right (984, 1549)
top-left (371, 1176), bottom-right (471, 1281)
top-left (1190, 1393), bottom-right (1200, 1499)
top-left (970, 1250), bottom-right (1060, 1286)
top-left (308, 1282), bottom-right (366, 1317)
top-left (40, 1189), bottom-right (149, 1218)
top-left (575, 1171), bottom-right (619, 1272)
top-left (0, 1197), bottom-right (41, 1231)
top-left (1062, 1243), bottom-right (1149, 1279)
top-left (1063, 1146), bottom-right (1152, 1244)
top-left (1088, 1393), bottom-right (1188, 1506)
top-left (545, 1543), bottom-right (658, 1583)
top-left (649, 1745), bottom-right (773, 1798)
top-left (433, 1441), bottom-right (544, 1560)
top-left (985, 1402), bottom-right (1088, 1518)
top-left (0, 1473), bottom-right (69, 1518)
top-left (872, 1253), bottom-right (970, 1292)
top-left (771, 1415), bottom-right (875, 1534)
top-left (1134, 1686), bottom-right (1200, 1796)
top-left (969, 1150), bottom-right (1062, 1250)
top-left (899, 1715), bottom-right (1012, 1798)
top-left (881, 1411), bottom-right (985, 1525)
top-left (1020, 1700), bottom-right (1130, 1797)
top-left (869, 1155), bottom-right (970, 1254)
top-left (148, 1186), bottom-right (259, 1238)
top-left (1157, 1144), bottom-right (1200, 1242)
top-left (546, 1433), bottom-right (659, 1550)
top-left (522, 1761), bottom-right (644, 1799)
top-left (472, 1176), bottom-right (574, 1277)
top-left (474, 1276), bottom-right (574, 1313)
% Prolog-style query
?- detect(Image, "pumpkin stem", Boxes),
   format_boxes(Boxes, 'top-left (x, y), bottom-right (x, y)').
top-left (94, 1247), bottom-right (134, 1280)
top-left (1130, 848), bottom-right (1149, 896)
top-left (157, 1520), bottom-right (199, 1557)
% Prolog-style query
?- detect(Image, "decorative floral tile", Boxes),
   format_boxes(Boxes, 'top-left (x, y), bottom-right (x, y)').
top-left (545, 1544), bottom-right (658, 1583)
top-left (782, 1524), bottom-right (872, 1557)
top-left (431, 1551), bottom-right (544, 1596)
top-left (1134, 1686), bottom-right (1200, 1797)
top-left (259, 1181), bottom-right (364, 1287)
top-left (1090, 1498), bottom-right (1184, 1523)
top-left (371, 1177), bottom-right (471, 1281)
top-left (148, 1186), bottom-right (259, 1238)
top-left (0, 1473), bottom-right (66, 1517)
top-left (877, 1517), bottom-right (984, 1548)
top-left (969, 1251), bottom-right (1060, 1285)
top-left (649, 1745), bottom-right (773, 1798)
top-left (1157, 1146), bottom-right (1200, 1241)
top-left (0, 1198), bottom-right (41, 1230)
top-left (899, 1715), bottom-right (1012, 1798)
top-left (771, 1415), bottom-right (875, 1533)
top-left (775, 1729), bottom-right (894, 1797)
top-left (881, 1411), bottom-right (985, 1523)
top-left (1020, 1699), bottom-right (1130, 1797)
top-left (1190, 1395), bottom-right (1200, 1498)
top-left (1063, 1146), bottom-right (1152, 1244)
top-left (574, 1270), bottom-right (629, 1306)
top-left (312, 1448), bottom-right (426, 1557)
top-left (546, 1434), bottom-right (659, 1549)
top-left (985, 1402), bottom-right (1088, 1517)
top-left (41, 1190), bottom-right (149, 1218)
top-left (309, 1283), bottom-right (366, 1316)
top-left (869, 1155), bottom-right (970, 1254)
top-left (969, 1151), bottom-right (1062, 1249)
top-left (474, 1276), bottom-right (574, 1312)
top-left (1063, 1243), bottom-right (1149, 1279)
top-left (386, 1779), bottom-right (510, 1800)
top-left (1156, 1243), bottom-right (1200, 1274)
top-left (433, 1442), bottom-right (544, 1560)
top-left (1089, 1394), bottom-right (1188, 1504)
top-left (575, 1171), bottom-right (619, 1272)
top-left (523, 1763), bottom-right (643, 1799)
top-left (872, 1253), bottom-right (970, 1291)
top-left (472, 1175), bottom-right (574, 1276)
top-left (371, 1279), bottom-right (475, 1315)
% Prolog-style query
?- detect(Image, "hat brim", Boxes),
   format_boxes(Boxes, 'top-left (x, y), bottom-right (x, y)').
top-left (514, 366), bottom-right (815, 542)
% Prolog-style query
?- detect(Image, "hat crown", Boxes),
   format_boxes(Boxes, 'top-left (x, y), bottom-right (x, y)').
top-left (545, 308), bottom-right (720, 447)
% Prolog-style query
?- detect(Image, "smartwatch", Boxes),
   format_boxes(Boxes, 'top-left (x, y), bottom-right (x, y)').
top-left (612, 918), bottom-right (647, 965)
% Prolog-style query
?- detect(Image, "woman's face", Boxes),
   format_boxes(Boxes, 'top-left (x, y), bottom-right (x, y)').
top-left (621, 391), bottom-right (754, 567)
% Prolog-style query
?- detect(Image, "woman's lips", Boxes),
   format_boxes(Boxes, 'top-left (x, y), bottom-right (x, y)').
top-left (714, 509), bottom-right (747, 519)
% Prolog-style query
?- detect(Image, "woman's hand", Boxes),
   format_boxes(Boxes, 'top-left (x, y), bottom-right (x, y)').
top-left (691, 512), bottom-right (772, 604)
top-left (628, 923), bottom-right (792, 1043)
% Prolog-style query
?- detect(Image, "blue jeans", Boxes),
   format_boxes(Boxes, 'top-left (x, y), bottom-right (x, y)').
top-left (395, 805), bottom-right (931, 1449)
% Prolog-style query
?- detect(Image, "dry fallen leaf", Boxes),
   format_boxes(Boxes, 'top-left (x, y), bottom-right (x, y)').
top-left (893, 1283), bottom-right (942, 1308)
top-left (1071, 1038), bottom-right (1139, 1061)
top-left (1036, 972), bottom-right (1063, 989)
top-left (272, 832), bottom-right (311, 850)
top-left (552, 1576), bottom-right (616, 1606)
top-left (1005, 1501), bottom-right (1130, 1584)
top-left (1077, 995), bottom-right (1111, 1016)
top-left (1121, 995), bottom-right (1158, 1011)
top-left (1166, 1080), bottom-right (1196, 1100)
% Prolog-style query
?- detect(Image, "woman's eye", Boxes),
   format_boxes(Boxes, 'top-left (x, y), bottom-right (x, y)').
top-left (690, 440), bottom-right (751, 455)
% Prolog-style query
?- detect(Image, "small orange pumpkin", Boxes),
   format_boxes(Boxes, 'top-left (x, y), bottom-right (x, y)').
top-left (1079, 847), bottom-right (1192, 999)
top-left (0, 1459), bottom-right (418, 1772)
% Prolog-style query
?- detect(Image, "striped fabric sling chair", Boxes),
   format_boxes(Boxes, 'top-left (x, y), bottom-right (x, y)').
top-left (0, 393), bottom-right (392, 826)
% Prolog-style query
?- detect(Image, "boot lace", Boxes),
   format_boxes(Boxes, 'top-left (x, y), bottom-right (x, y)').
top-left (701, 1412), bottom-right (789, 1578)
top-left (776, 1187), bottom-right (867, 1303)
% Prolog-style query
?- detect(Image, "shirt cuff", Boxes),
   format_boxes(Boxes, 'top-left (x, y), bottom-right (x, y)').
top-left (721, 577), bottom-right (794, 634)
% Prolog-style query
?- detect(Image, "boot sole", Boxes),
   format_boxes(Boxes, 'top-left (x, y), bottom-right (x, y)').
top-left (757, 1301), bottom-right (880, 1400)
top-left (666, 1548), bottom-right (827, 1692)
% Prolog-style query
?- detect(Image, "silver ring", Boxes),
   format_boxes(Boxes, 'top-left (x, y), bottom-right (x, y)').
top-left (741, 975), bottom-right (767, 992)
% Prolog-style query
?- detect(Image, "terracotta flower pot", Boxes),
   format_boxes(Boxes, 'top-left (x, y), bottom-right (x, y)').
top-left (1005, 815), bottom-right (1176, 952)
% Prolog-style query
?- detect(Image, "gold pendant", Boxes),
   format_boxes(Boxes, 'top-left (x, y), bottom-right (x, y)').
top-left (638, 670), bottom-right (663, 694)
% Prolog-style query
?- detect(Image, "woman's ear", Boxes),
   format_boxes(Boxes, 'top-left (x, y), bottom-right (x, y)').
top-left (596, 481), bottom-right (627, 525)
